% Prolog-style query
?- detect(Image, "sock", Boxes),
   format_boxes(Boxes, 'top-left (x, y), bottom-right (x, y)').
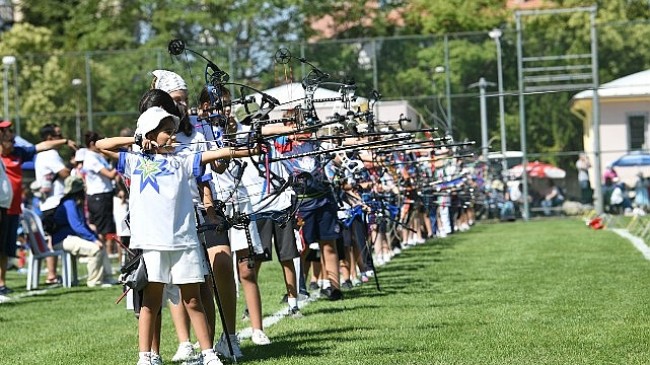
top-left (139, 352), bottom-right (151, 361)
top-left (322, 279), bottom-right (331, 289)
top-left (288, 297), bottom-right (298, 308)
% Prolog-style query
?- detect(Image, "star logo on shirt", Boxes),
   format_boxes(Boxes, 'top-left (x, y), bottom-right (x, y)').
top-left (133, 157), bottom-right (173, 193)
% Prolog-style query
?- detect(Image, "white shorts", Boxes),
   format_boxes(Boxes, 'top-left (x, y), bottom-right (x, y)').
top-left (225, 201), bottom-right (263, 254)
top-left (142, 247), bottom-right (207, 285)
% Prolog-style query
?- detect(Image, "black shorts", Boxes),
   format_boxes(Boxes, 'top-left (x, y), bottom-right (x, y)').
top-left (0, 209), bottom-right (18, 258)
top-left (198, 210), bottom-right (230, 249)
top-left (87, 192), bottom-right (116, 235)
top-left (256, 217), bottom-right (299, 262)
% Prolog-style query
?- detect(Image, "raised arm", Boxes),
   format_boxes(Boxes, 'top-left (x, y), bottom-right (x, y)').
top-left (35, 138), bottom-right (77, 153)
top-left (95, 137), bottom-right (135, 160)
top-left (200, 146), bottom-right (259, 165)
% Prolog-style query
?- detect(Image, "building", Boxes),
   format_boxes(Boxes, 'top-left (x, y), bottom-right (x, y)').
top-left (571, 69), bottom-right (650, 187)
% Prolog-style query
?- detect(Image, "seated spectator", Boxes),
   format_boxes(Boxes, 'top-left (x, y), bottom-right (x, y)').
top-left (609, 179), bottom-right (633, 214)
top-left (540, 179), bottom-right (565, 216)
top-left (50, 176), bottom-right (114, 287)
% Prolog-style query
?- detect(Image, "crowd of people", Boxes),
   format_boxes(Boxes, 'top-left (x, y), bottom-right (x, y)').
top-left (0, 69), bottom-right (480, 365)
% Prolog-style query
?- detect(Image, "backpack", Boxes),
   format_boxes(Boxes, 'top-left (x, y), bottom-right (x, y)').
top-left (40, 207), bottom-right (59, 235)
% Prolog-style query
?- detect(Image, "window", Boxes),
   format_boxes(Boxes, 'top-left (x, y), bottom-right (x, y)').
top-left (628, 114), bottom-right (647, 151)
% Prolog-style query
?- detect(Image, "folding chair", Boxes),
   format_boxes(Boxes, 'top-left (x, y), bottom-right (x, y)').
top-left (20, 208), bottom-right (78, 290)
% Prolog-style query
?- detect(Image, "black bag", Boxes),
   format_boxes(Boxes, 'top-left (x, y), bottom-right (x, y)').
top-left (119, 251), bottom-right (148, 292)
top-left (41, 207), bottom-right (58, 234)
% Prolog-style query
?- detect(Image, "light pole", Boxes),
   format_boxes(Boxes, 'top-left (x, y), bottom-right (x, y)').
top-left (434, 65), bottom-right (451, 136)
top-left (469, 77), bottom-right (496, 160)
top-left (489, 28), bottom-right (508, 174)
top-left (72, 78), bottom-right (83, 144)
top-left (2, 56), bottom-right (15, 123)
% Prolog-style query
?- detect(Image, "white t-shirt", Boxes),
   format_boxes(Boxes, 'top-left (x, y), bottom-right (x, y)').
top-left (246, 150), bottom-right (295, 213)
top-left (84, 150), bottom-right (115, 195)
top-left (117, 151), bottom-right (203, 251)
top-left (175, 129), bottom-right (208, 206)
top-left (34, 149), bottom-right (67, 211)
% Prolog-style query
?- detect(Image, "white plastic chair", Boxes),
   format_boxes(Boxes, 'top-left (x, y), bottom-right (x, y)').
top-left (20, 208), bottom-right (77, 290)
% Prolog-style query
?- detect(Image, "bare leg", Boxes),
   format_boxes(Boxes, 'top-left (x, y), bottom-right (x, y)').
top-left (179, 283), bottom-right (213, 350)
top-left (0, 255), bottom-right (7, 287)
top-left (139, 282), bottom-right (165, 352)
top-left (169, 287), bottom-right (192, 344)
top-left (208, 245), bottom-right (236, 336)
top-left (320, 240), bottom-right (340, 289)
top-left (236, 250), bottom-right (263, 331)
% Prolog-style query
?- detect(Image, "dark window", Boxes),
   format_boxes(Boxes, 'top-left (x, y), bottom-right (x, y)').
top-left (628, 114), bottom-right (647, 151)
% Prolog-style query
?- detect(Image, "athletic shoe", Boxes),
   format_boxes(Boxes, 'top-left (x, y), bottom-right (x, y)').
top-left (201, 349), bottom-right (223, 365)
top-left (172, 341), bottom-right (196, 362)
top-left (360, 274), bottom-right (370, 283)
top-left (319, 287), bottom-right (343, 301)
top-left (341, 280), bottom-right (353, 290)
top-left (392, 247), bottom-right (402, 255)
top-left (287, 306), bottom-right (303, 318)
top-left (150, 353), bottom-right (163, 365)
top-left (251, 329), bottom-right (271, 345)
top-left (136, 353), bottom-right (151, 365)
top-left (214, 333), bottom-right (243, 360)
top-left (309, 281), bottom-right (319, 290)
top-left (0, 286), bottom-right (13, 295)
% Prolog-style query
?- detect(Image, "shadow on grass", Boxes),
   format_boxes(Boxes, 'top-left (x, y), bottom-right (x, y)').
top-left (240, 325), bottom-right (375, 361)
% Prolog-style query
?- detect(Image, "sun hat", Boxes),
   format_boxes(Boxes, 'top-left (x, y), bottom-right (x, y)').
top-left (135, 106), bottom-right (180, 137)
top-left (151, 70), bottom-right (187, 93)
top-left (0, 120), bottom-right (11, 128)
top-left (63, 176), bottom-right (85, 196)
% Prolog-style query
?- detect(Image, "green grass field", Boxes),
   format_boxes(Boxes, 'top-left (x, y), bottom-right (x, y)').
top-left (2, 218), bottom-right (650, 365)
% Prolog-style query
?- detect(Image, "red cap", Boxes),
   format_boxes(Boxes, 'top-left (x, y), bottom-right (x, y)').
top-left (0, 120), bottom-right (11, 128)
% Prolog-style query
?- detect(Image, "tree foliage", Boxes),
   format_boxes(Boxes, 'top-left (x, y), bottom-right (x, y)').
top-left (1, 0), bottom-right (650, 166)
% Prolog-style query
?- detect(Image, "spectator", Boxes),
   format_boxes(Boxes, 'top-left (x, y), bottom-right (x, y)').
top-left (35, 123), bottom-right (77, 211)
top-left (634, 172), bottom-right (649, 211)
top-left (84, 131), bottom-right (118, 260)
top-left (540, 179), bottom-right (565, 216)
top-left (603, 165), bottom-right (618, 184)
top-left (576, 153), bottom-right (592, 204)
top-left (50, 176), bottom-right (114, 287)
top-left (1, 120), bottom-right (76, 292)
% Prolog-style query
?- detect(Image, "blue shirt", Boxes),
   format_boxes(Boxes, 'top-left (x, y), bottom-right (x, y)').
top-left (51, 197), bottom-right (98, 243)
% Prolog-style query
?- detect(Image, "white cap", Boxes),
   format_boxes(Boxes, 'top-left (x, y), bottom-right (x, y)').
top-left (151, 70), bottom-right (187, 93)
top-left (74, 147), bottom-right (87, 162)
top-left (135, 107), bottom-right (180, 137)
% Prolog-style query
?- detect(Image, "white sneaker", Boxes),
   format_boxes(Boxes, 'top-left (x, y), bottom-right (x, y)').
top-left (251, 329), bottom-right (271, 345)
top-left (136, 353), bottom-right (151, 365)
top-left (214, 333), bottom-right (243, 360)
top-left (150, 353), bottom-right (163, 365)
top-left (172, 341), bottom-right (196, 362)
top-left (392, 247), bottom-right (402, 255)
top-left (201, 349), bottom-right (223, 365)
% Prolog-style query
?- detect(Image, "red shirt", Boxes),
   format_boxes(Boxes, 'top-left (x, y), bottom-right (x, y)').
top-left (2, 145), bottom-right (36, 215)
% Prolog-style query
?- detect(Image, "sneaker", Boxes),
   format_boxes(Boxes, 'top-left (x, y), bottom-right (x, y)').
top-left (136, 353), bottom-right (151, 365)
top-left (309, 281), bottom-right (319, 290)
top-left (392, 247), bottom-right (402, 255)
top-left (351, 278), bottom-right (362, 287)
top-left (298, 289), bottom-right (311, 300)
top-left (360, 274), bottom-right (370, 283)
top-left (214, 333), bottom-right (243, 360)
top-left (150, 353), bottom-right (163, 365)
top-left (201, 350), bottom-right (223, 365)
top-left (251, 329), bottom-right (271, 345)
top-left (287, 306), bottom-right (303, 318)
top-left (241, 307), bottom-right (250, 321)
top-left (172, 341), bottom-right (196, 362)
top-left (0, 286), bottom-right (13, 295)
top-left (341, 280), bottom-right (353, 290)
top-left (319, 287), bottom-right (343, 301)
